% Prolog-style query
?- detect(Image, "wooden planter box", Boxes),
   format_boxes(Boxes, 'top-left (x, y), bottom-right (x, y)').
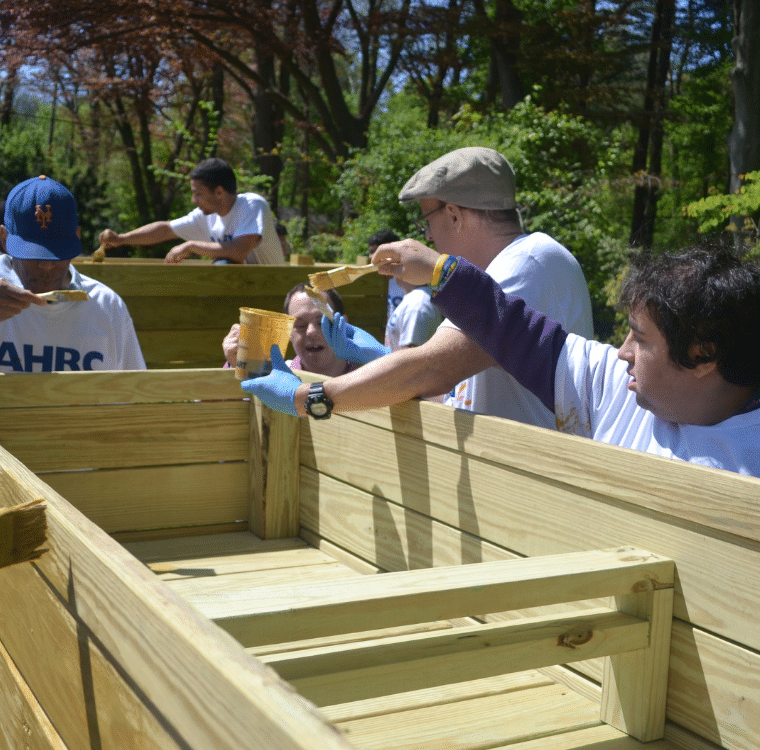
top-left (1, 368), bottom-right (759, 750)
top-left (73, 260), bottom-right (387, 369)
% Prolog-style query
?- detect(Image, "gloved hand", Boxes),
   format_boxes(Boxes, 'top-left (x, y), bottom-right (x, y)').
top-left (321, 312), bottom-right (390, 365)
top-left (240, 345), bottom-right (301, 416)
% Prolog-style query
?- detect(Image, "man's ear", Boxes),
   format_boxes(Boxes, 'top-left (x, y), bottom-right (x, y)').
top-left (444, 203), bottom-right (463, 231)
top-left (689, 341), bottom-right (718, 379)
top-left (76, 226), bottom-right (82, 239)
top-left (0, 224), bottom-right (7, 252)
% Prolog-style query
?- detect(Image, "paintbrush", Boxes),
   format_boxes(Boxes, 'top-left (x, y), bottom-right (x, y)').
top-left (308, 263), bottom-right (378, 291)
top-left (303, 285), bottom-right (335, 321)
top-left (37, 290), bottom-right (90, 304)
top-left (0, 499), bottom-right (48, 569)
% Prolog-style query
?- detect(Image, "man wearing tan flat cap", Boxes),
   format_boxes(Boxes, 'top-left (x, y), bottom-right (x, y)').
top-left (244, 146), bottom-right (594, 428)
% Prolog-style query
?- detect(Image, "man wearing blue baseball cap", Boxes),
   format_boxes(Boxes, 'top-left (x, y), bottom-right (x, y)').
top-left (0, 176), bottom-right (146, 372)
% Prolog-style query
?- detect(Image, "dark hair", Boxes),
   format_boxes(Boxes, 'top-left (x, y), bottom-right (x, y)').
top-left (367, 229), bottom-right (400, 247)
top-left (189, 158), bottom-right (237, 194)
top-left (619, 246), bottom-right (760, 387)
top-left (276, 222), bottom-right (287, 236)
top-left (283, 283), bottom-right (344, 316)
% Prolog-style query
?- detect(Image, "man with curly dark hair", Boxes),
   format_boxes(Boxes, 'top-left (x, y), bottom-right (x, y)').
top-left (245, 241), bottom-right (760, 476)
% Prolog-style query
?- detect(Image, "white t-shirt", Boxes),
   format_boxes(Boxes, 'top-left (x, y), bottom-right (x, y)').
top-left (555, 334), bottom-right (760, 475)
top-left (0, 257), bottom-right (146, 372)
top-left (442, 232), bottom-right (594, 428)
top-left (385, 286), bottom-right (442, 351)
top-left (170, 193), bottom-right (284, 265)
top-left (387, 277), bottom-right (404, 321)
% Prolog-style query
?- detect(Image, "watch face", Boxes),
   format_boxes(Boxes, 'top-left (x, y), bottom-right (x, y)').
top-left (306, 384), bottom-right (333, 419)
top-left (309, 401), bottom-right (328, 416)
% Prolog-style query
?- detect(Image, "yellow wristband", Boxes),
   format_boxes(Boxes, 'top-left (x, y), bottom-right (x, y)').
top-left (431, 254), bottom-right (450, 287)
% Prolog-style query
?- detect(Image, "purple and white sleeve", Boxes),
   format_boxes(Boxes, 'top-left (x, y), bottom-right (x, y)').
top-left (432, 257), bottom-right (567, 412)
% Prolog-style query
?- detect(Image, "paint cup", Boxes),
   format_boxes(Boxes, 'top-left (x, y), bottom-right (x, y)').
top-left (235, 307), bottom-right (296, 380)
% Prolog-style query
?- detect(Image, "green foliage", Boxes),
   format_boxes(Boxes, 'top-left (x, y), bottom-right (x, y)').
top-left (305, 232), bottom-right (344, 263)
top-left (0, 112), bottom-right (111, 253)
top-left (0, 118), bottom-right (50, 198)
top-left (333, 92), bottom-right (472, 260)
top-left (684, 171), bottom-right (760, 255)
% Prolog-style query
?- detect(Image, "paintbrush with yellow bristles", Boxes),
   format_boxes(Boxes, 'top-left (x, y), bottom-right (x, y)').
top-left (308, 263), bottom-right (378, 291)
top-left (303, 285), bottom-right (335, 321)
top-left (0, 499), bottom-right (48, 569)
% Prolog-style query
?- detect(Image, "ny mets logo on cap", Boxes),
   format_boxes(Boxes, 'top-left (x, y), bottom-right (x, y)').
top-left (35, 204), bottom-right (53, 230)
top-left (3, 175), bottom-right (83, 261)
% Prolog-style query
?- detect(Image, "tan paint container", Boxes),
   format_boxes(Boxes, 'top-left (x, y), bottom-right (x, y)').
top-left (235, 307), bottom-right (296, 380)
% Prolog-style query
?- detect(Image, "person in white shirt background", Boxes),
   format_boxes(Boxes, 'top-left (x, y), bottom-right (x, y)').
top-left (98, 158), bottom-right (284, 265)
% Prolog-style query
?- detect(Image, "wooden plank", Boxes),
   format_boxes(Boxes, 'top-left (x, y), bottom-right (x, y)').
top-left (111, 521), bottom-right (248, 544)
top-left (124, 531), bottom-right (306, 564)
top-left (264, 609), bottom-right (649, 707)
top-left (197, 548), bottom-right (672, 647)
top-left (147, 546), bottom-right (334, 581)
top-left (249, 406), bottom-right (301, 539)
top-left (601, 587), bottom-right (674, 741)
top-left (127, 295), bottom-right (287, 330)
top-left (248, 620), bottom-right (457, 660)
top-left (0, 446), bottom-right (357, 750)
top-left (302, 414), bottom-right (760, 652)
top-left (39, 462), bottom-right (249, 533)
top-left (0, 368), bottom-right (245, 407)
top-left (0, 636), bottom-right (69, 750)
top-left (334, 401), bottom-right (760, 543)
top-left (299, 466), bottom-right (523, 571)
top-left (127, 295), bottom-right (385, 335)
top-left (167, 560), bottom-right (360, 600)
top-left (74, 262), bottom-right (387, 298)
top-left (664, 722), bottom-right (727, 750)
top-left (667, 621), bottom-right (760, 750)
top-left (333, 683), bottom-right (602, 750)
top-left (0, 560), bottom-right (192, 750)
top-left (497, 724), bottom-right (678, 749)
top-left (320, 670), bottom-right (554, 723)
top-left (137, 328), bottom-right (232, 367)
top-left (299, 529), bottom-right (384, 575)
top-left (4, 401), bottom-right (249, 472)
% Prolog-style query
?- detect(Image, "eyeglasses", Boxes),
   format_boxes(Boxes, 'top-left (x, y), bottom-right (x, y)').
top-left (413, 204), bottom-right (445, 234)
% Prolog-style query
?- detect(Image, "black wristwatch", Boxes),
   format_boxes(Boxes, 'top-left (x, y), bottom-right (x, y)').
top-left (304, 382), bottom-right (334, 420)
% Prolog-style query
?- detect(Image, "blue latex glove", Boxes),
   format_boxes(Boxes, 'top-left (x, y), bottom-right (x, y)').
top-left (321, 312), bottom-right (390, 365)
top-left (240, 345), bottom-right (301, 416)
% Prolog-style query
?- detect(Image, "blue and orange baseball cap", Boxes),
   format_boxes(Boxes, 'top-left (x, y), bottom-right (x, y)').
top-left (3, 176), bottom-right (82, 260)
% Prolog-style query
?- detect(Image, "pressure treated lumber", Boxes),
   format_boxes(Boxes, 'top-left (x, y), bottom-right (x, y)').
top-left (198, 547), bottom-right (672, 646)
top-left (301, 415), bottom-right (760, 651)
top-left (0, 636), bottom-right (67, 750)
top-left (0, 446), bottom-right (355, 750)
top-left (264, 608), bottom-right (649, 706)
top-left (333, 683), bottom-right (602, 750)
top-left (248, 404), bottom-right (301, 539)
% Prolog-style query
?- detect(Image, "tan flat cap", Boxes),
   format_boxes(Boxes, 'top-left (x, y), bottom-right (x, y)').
top-left (398, 147), bottom-right (516, 211)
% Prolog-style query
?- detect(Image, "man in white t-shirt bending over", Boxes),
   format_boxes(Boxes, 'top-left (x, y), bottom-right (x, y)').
top-left (99, 158), bottom-right (284, 266)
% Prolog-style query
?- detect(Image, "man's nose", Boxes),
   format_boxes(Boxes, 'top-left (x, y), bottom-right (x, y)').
top-left (617, 331), bottom-right (634, 362)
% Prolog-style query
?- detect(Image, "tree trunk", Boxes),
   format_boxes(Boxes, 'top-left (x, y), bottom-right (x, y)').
top-left (474, 0), bottom-right (524, 110)
top-left (629, 0), bottom-right (675, 249)
top-left (727, 0), bottom-right (760, 247)
top-left (252, 51), bottom-right (285, 213)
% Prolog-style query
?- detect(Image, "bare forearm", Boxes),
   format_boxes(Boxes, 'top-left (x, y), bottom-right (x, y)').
top-left (293, 332), bottom-right (495, 416)
top-left (109, 222), bottom-right (177, 246)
